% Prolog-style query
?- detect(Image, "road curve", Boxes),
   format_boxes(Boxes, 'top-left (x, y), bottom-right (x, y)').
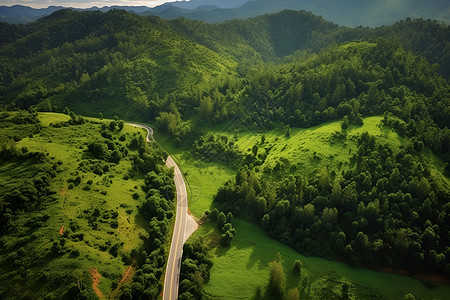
top-left (126, 122), bottom-right (153, 142)
top-left (126, 123), bottom-right (195, 300)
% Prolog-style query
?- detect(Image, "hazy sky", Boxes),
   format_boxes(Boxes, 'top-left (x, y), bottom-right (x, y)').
top-left (2, 0), bottom-right (172, 8)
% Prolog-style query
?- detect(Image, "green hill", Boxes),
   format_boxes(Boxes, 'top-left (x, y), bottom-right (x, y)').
top-left (0, 110), bottom-right (174, 299)
top-left (0, 9), bottom-right (237, 118)
top-left (157, 113), bottom-right (450, 299)
top-left (1, 10), bottom-right (449, 121)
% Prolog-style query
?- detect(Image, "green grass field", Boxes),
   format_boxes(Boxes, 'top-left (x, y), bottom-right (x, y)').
top-left (223, 116), bottom-right (404, 178)
top-left (156, 116), bottom-right (444, 218)
top-left (0, 112), bottom-right (159, 298)
top-left (154, 129), bottom-right (236, 217)
top-left (193, 219), bottom-right (450, 300)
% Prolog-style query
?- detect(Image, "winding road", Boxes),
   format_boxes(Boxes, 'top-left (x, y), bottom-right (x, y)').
top-left (127, 123), bottom-right (197, 300)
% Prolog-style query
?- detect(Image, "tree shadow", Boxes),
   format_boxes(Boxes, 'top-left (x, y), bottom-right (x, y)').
top-left (134, 212), bottom-right (149, 231)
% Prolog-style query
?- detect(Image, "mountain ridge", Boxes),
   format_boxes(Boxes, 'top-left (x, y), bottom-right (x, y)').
top-left (1, 0), bottom-right (449, 26)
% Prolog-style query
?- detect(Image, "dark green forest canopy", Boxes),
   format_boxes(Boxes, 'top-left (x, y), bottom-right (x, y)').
top-left (213, 130), bottom-right (450, 276)
top-left (0, 9), bottom-right (448, 117)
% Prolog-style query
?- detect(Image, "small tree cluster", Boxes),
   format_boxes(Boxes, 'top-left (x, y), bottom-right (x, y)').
top-left (178, 239), bottom-right (213, 300)
top-left (217, 211), bottom-right (236, 247)
top-left (268, 253), bottom-right (286, 298)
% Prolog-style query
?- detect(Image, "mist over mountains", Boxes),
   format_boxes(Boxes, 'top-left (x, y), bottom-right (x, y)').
top-left (1, 0), bottom-right (449, 27)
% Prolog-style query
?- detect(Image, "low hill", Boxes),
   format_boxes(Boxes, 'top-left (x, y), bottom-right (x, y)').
top-left (0, 110), bottom-right (174, 299)
top-left (164, 114), bottom-right (450, 299)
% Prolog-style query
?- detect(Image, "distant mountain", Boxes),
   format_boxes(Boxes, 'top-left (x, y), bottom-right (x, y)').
top-left (0, 4), bottom-right (153, 24)
top-left (166, 0), bottom-right (253, 9)
top-left (0, 1), bottom-right (254, 24)
top-left (0, 5), bottom-right (63, 23)
top-left (2, 0), bottom-right (449, 26)
top-left (144, 0), bottom-right (450, 27)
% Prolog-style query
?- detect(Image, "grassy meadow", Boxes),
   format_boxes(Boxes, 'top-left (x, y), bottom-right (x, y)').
top-left (224, 116), bottom-right (403, 178)
top-left (154, 129), bottom-right (236, 217)
top-left (192, 219), bottom-right (450, 300)
top-left (157, 116), bottom-right (440, 218)
top-left (0, 112), bottom-right (157, 298)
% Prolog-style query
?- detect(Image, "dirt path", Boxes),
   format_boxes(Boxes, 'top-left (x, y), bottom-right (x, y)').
top-left (119, 265), bottom-right (135, 284)
top-left (89, 269), bottom-right (104, 299)
top-left (109, 265), bottom-right (136, 299)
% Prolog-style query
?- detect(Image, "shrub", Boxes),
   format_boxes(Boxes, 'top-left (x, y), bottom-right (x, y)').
top-left (269, 259), bottom-right (286, 298)
top-left (293, 259), bottom-right (302, 275)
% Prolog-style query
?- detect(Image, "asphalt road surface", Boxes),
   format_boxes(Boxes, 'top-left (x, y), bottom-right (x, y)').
top-left (127, 123), bottom-right (192, 300)
top-left (126, 122), bottom-right (153, 142)
top-left (163, 156), bottom-right (188, 300)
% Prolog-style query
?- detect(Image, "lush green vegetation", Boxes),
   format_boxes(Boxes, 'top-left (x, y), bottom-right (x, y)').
top-left (193, 218), bottom-right (450, 300)
top-left (178, 238), bottom-right (213, 300)
top-left (155, 114), bottom-right (449, 299)
top-left (1, 10), bottom-right (449, 122)
top-left (214, 128), bottom-right (449, 274)
top-left (1, 7), bottom-right (449, 300)
top-left (0, 111), bottom-right (174, 299)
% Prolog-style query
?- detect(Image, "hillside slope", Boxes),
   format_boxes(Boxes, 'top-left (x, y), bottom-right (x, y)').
top-left (0, 9), bottom-right (237, 118)
top-left (0, 111), bottom-right (174, 299)
top-left (1, 10), bottom-right (449, 121)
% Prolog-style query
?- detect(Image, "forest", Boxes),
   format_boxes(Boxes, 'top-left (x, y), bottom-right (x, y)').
top-left (0, 7), bottom-right (449, 300)
top-left (214, 130), bottom-right (450, 275)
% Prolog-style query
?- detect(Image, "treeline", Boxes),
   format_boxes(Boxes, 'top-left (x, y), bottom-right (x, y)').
top-left (152, 40), bottom-right (449, 172)
top-left (119, 122), bottom-right (174, 299)
top-left (120, 168), bottom-right (175, 299)
top-left (177, 209), bottom-right (236, 299)
top-left (0, 109), bottom-right (41, 145)
top-left (192, 132), bottom-right (242, 166)
top-left (0, 109), bottom-right (176, 299)
top-left (0, 151), bottom-right (54, 234)
top-left (178, 239), bottom-right (213, 300)
top-left (214, 41), bottom-right (448, 168)
top-left (214, 132), bottom-right (450, 276)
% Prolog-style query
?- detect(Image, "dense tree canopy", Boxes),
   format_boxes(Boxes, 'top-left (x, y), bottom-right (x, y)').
top-left (214, 131), bottom-right (450, 276)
